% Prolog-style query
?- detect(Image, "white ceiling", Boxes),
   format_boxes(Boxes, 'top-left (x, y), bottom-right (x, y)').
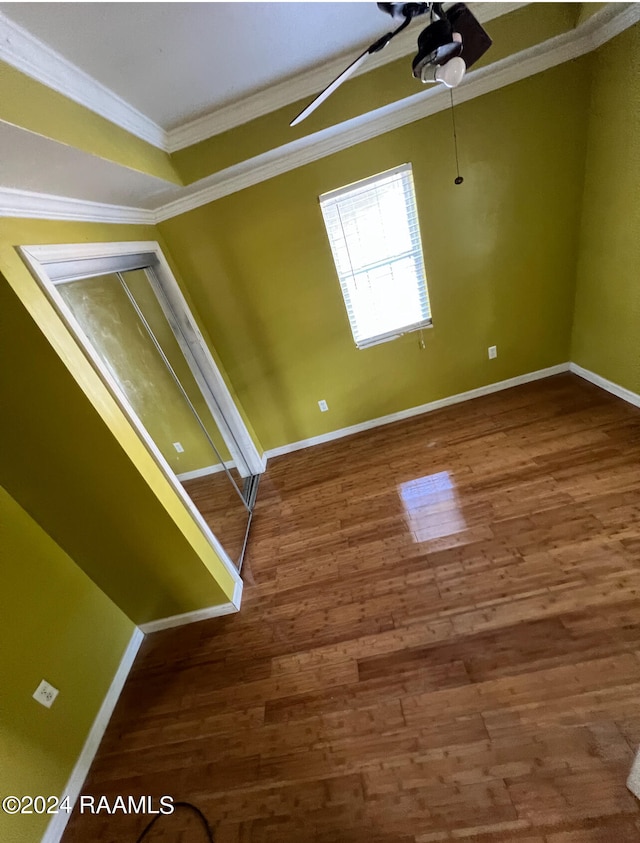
top-left (0, 2), bottom-right (395, 129)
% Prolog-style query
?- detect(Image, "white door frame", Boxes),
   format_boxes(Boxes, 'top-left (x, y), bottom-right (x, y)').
top-left (19, 241), bottom-right (266, 480)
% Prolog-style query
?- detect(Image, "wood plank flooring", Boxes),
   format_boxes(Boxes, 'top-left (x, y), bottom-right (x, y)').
top-left (62, 374), bottom-right (640, 843)
top-left (183, 470), bottom-right (251, 568)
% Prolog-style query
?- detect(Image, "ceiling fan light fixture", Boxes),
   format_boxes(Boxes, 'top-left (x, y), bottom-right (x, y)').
top-left (411, 19), bottom-right (463, 80)
top-left (290, 1), bottom-right (490, 127)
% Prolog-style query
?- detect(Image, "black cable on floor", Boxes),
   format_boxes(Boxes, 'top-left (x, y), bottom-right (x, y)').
top-left (135, 801), bottom-right (214, 842)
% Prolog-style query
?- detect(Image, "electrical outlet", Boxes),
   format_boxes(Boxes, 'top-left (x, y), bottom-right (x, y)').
top-left (172, 441), bottom-right (184, 453)
top-left (488, 345), bottom-right (497, 360)
top-left (33, 680), bottom-right (59, 709)
top-left (318, 399), bottom-right (329, 412)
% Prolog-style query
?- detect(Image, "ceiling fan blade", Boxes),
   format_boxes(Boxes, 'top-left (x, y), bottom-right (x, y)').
top-left (290, 13), bottom-right (414, 128)
top-left (290, 48), bottom-right (371, 128)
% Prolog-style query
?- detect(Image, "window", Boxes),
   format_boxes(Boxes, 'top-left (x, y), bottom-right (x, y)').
top-left (320, 163), bottom-right (431, 349)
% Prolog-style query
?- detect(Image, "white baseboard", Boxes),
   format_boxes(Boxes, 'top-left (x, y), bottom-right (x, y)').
top-left (177, 460), bottom-right (234, 482)
top-left (570, 363), bottom-right (640, 409)
top-left (41, 628), bottom-right (144, 843)
top-left (177, 456), bottom-right (267, 482)
top-left (265, 363), bottom-right (570, 460)
top-left (139, 580), bottom-right (243, 634)
top-left (40, 583), bottom-right (246, 840)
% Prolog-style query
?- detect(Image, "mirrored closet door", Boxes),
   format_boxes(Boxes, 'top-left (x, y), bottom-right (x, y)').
top-left (45, 252), bottom-right (258, 569)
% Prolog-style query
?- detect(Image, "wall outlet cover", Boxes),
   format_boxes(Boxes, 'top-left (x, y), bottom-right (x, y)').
top-left (33, 679), bottom-right (59, 708)
top-left (488, 346), bottom-right (497, 359)
top-left (318, 400), bottom-right (329, 412)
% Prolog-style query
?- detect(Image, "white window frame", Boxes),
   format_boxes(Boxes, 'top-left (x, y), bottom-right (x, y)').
top-left (320, 163), bottom-right (432, 349)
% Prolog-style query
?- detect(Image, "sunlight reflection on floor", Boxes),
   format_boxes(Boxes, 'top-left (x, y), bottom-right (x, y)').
top-left (399, 470), bottom-right (467, 543)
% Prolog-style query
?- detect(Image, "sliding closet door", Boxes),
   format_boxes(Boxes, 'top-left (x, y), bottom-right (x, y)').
top-left (57, 270), bottom-right (252, 566)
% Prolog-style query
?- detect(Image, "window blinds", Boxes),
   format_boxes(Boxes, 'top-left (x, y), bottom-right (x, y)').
top-left (320, 164), bottom-right (431, 348)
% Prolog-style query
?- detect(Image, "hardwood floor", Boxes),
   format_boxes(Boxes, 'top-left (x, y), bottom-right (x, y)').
top-left (183, 470), bottom-right (251, 568)
top-left (62, 374), bottom-right (640, 843)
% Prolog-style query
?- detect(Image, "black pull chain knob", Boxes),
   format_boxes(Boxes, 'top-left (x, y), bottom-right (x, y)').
top-left (450, 90), bottom-right (463, 186)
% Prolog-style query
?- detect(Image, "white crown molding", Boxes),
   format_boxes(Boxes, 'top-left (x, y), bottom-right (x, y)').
top-left (156, 3), bottom-right (638, 222)
top-left (0, 10), bottom-right (166, 149)
top-left (41, 628), bottom-right (144, 843)
top-left (166, 2), bottom-right (528, 152)
top-left (590, 0), bottom-right (640, 49)
top-left (0, 186), bottom-right (156, 224)
top-left (0, 3), bottom-right (524, 155)
top-left (0, 1), bottom-right (634, 163)
top-left (1, 3), bottom-right (637, 226)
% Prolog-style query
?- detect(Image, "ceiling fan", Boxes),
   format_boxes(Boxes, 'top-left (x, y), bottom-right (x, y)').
top-left (290, 2), bottom-right (492, 127)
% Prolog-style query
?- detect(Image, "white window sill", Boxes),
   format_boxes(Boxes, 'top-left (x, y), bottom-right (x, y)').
top-left (355, 319), bottom-right (433, 349)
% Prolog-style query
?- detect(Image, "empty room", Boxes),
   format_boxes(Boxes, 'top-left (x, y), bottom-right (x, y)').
top-left (1, 3), bottom-right (639, 842)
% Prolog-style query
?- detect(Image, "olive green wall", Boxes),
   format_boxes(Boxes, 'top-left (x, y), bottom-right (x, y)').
top-left (0, 486), bottom-right (134, 843)
top-left (0, 218), bottom-right (239, 623)
top-left (0, 25), bottom-right (633, 840)
top-left (0, 271), bottom-right (231, 621)
top-left (570, 24), bottom-right (640, 394)
top-left (160, 59), bottom-right (591, 451)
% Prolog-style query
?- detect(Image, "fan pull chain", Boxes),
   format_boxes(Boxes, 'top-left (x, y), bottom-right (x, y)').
top-left (450, 90), bottom-right (463, 185)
